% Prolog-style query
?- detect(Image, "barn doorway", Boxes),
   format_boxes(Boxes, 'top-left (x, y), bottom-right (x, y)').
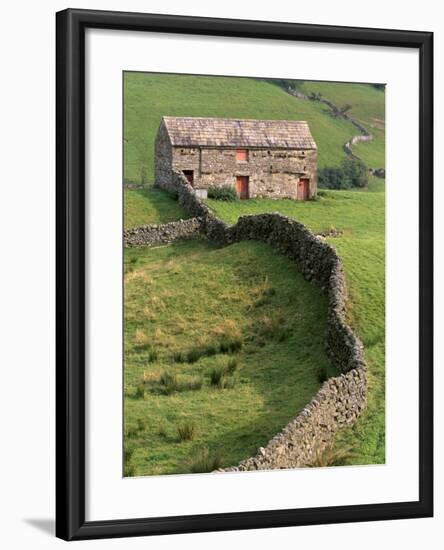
top-left (182, 170), bottom-right (194, 186)
top-left (297, 178), bottom-right (310, 201)
top-left (236, 176), bottom-right (249, 199)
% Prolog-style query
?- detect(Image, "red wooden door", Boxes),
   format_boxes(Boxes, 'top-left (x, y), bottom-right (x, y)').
top-left (236, 176), bottom-right (249, 199)
top-left (183, 170), bottom-right (194, 186)
top-left (297, 178), bottom-right (309, 200)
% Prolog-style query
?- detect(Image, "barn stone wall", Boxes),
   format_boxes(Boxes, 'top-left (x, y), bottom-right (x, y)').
top-left (169, 146), bottom-right (317, 199)
top-left (154, 122), bottom-right (173, 186)
top-left (151, 170), bottom-right (368, 469)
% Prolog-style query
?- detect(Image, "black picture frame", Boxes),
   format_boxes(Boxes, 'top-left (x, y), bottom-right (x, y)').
top-left (56, 8), bottom-right (433, 541)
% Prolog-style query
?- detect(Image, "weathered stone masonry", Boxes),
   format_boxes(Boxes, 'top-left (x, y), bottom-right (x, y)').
top-left (155, 116), bottom-right (318, 200)
top-left (124, 218), bottom-right (201, 248)
top-left (129, 171), bottom-right (368, 469)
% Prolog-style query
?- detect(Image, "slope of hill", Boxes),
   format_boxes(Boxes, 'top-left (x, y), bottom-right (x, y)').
top-left (299, 81), bottom-right (385, 125)
top-left (298, 81), bottom-right (385, 168)
top-left (124, 72), bottom-right (364, 184)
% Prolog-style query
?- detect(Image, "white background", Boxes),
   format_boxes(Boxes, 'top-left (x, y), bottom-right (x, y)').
top-left (85, 29), bottom-right (419, 521)
top-left (0, 0), bottom-right (442, 548)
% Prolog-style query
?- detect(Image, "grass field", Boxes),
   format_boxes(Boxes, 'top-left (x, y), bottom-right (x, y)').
top-left (366, 175), bottom-right (386, 193)
top-left (206, 184), bottom-right (385, 465)
top-left (124, 239), bottom-right (335, 476)
top-left (124, 73), bottom-right (367, 184)
top-left (124, 187), bottom-right (190, 229)
top-left (353, 127), bottom-right (385, 168)
top-left (299, 81), bottom-right (385, 127)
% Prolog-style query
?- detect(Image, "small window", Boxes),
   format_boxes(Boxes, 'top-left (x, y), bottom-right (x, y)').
top-left (236, 149), bottom-right (248, 162)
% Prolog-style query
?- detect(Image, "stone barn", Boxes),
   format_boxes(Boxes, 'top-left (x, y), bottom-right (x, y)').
top-left (155, 116), bottom-right (317, 200)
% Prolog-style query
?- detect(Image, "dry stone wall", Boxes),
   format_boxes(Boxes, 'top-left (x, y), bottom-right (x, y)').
top-left (152, 171), bottom-right (368, 469)
top-left (124, 218), bottom-right (201, 247)
top-left (344, 134), bottom-right (373, 160)
top-left (288, 87), bottom-right (384, 174)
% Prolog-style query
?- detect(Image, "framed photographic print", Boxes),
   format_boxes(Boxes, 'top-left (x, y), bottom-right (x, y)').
top-left (56, 8), bottom-right (433, 541)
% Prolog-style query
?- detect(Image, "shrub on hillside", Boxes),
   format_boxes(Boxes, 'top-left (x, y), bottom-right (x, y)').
top-left (342, 158), bottom-right (369, 188)
top-left (318, 158), bottom-right (369, 190)
top-left (309, 91), bottom-right (322, 101)
top-left (330, 104), bottom-right (352, 118)
top-left (207, 185), bottom-right (238, 201)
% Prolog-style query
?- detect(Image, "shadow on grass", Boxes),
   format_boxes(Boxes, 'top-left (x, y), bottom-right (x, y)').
top-left (135, 187), bottom-right (189, 224)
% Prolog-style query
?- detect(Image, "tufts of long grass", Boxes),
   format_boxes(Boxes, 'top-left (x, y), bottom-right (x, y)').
top-left (209, 365), bottom-right (224, 387)
top-left (177, 420), bottom-right (195, 442)
top-left (219, 337), bottom-right (242, 354)
top-left (255, 314), bottom-right (289, 343)
top-left (308, 445), bottom-right (354, 468)
top-left (173, 351), bottom-right (185, 363)
top-left (316, 365), bottom-right (329, 384)
top-left (209, 358), bottom-right (239, 389)
top-left (134, 383), bottom-right (145, 399)
top-left (157, 370), bottom-right (203, 395)
top-left (225, 357), bottom-right (238, 375)
top-left (159, 371), bottom-right (178, 395)
top-left (188, 448), bottom-right (223, 473)
top-left (133, 328), bottom-right (150, 349)
top-left (123, 445), bottom-right (136, 477)
top-left (186, 376), bottom-right (203, 391)
top-left (148, 348), bottom-right (158, 362)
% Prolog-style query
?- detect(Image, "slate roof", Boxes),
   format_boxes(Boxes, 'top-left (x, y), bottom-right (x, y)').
top-left (162, 116), bottom-right (317, 149)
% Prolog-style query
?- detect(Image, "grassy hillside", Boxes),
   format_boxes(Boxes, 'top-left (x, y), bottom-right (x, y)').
top-left (123, 73), bottom-right (386, 470)
top-left (299, 81), bottom-right (385, 126)
top-left (124, 187), bottom-right (190, 229)
top-left (353, 127), bottom-right (385, 168)
top-left (124, 239), bottom-right (335, 476)
top-left (124, 72), bottom-right (364, 184)
top-left (299, 81), bottom-right (385, 168)
top-left (206, 186), bottom-right (385, 465)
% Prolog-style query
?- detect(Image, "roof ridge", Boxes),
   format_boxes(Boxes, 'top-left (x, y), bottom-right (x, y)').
top-left (163, 116), bottom-right (308, 124)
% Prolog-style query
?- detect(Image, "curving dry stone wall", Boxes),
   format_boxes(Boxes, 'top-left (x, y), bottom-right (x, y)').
top-left (153, 171), bottom-right (368, 469)
top-left (155, 170), bottom-right (232, 243)
top-left (224, 369), bottom-right (366, 471)
top-left (221, 215), bottom-right (368, 470)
